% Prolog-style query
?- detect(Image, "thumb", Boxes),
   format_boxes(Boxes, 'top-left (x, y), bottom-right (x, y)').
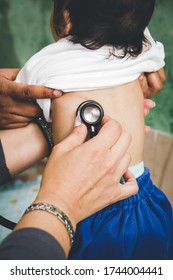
top-left (58, 117), bottom-right (88, 153)
top-left (119, 170), bottom-right (138, 199)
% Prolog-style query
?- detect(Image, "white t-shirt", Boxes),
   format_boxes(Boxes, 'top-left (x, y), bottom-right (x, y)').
top-left (16, 28), bottom-right (165, 121)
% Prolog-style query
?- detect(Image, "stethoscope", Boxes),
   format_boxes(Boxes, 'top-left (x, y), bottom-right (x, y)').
top-left (76, 100), bottom-right (104, 138)
top-left (0, 100), bottom-right (105, 231)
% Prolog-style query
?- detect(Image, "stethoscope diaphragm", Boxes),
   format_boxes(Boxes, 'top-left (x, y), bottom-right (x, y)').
top-left (76, 100), bottom-right (104, 138)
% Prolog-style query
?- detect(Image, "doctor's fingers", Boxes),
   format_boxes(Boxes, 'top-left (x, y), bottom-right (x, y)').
top-left (115, 169), bottom-right (138, 201)
top-left (92, 151), bottom-right (132, 201)
top-left (79, 155), bottom-right (137, 219)
top-left (91, 116), bottom-right (124, 152)
top-left (101, 158), bottom-right (138, 205)
top-left (0, 103), bottom-right (42, 129)
top-left (3, 79), bottom-right (60, 101)
top-left (0, 116), bottom-right (31, 129)
top-left (88, 130), bottom-right (132, 177)
top-left (110, 130), bottom-right (132, 166)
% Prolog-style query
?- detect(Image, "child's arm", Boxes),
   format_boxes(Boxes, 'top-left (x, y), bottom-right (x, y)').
top-left (0, 122), bottom-right (48, 178)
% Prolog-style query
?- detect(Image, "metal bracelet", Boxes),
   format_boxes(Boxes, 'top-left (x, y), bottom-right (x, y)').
top-left (23, 202), bottom-right (75, 247)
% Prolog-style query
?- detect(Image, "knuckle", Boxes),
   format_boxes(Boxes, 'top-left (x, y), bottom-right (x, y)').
top-left (114, 121), bottom-right (122, 134)
top-left (153, 81), bottom-right (163, 93)
top-left (23, 87), bottom-right (34, 100)
top-left (108, 121), bottom-right (122, 141)
top-left (106, 157), bottom-right (115, 173)
top-left (107, 189), bottom-right (121, 205)
top-left (89, 145), bottom-right (103, 159)
top-left (122, 131), bottom-right (132, 144)
top-left (42, 89), bottom-right (51, 98)
top-left (89, 138), bottom-right (108, 158)
top-left (107, 118), bottom-right (122, 135)
top-left (31, 105), bottom-right (41, 116)
top-left (162, 76), bottom-right (166, 83)
top-left (156, 84), bottom-right (162, 92)
top-left (132, 183), bottom-right (139, 194)
top-left (101, 154), bottom-right (115, 175)
top-left (73, 125), bottom-right (87, 142)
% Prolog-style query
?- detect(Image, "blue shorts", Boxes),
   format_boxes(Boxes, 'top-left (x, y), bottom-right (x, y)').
top-left (69, 168), bottom-right (173, 259)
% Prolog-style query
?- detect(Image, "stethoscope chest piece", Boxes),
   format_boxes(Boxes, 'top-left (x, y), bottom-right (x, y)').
top-left (76, 100), bottom-right (104, 138)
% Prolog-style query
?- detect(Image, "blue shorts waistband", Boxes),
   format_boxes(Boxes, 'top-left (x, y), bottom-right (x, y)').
top-left (113, 167), bottom-right (156, 207)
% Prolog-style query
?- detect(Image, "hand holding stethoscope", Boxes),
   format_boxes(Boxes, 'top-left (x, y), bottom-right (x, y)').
top-left (76, 100), bottom-right (104, 138)
top-left (0, 100), bottom-right (105, 231)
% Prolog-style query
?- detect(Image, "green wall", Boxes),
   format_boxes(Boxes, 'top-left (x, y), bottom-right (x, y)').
top-left (0, 0), bottom-right (173, 134)
top-left (0, 0), bottom-right (53, 67)
top-left (148, 0), bottom-right (173, 134)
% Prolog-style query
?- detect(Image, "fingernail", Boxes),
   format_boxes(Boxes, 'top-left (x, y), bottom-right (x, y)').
top-left (53, 90), bottom-right (63, 97)
top-left (74, 116), bottom-right (82, 127)
top-left (151, 101), bottom-right (156, 107)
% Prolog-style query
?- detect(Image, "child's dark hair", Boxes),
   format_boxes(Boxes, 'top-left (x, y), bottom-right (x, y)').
top-left (52, 0), bottom-right (155, 57)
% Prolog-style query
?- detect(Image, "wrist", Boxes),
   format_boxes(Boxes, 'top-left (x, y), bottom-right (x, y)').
top-left (23, 202), bottom-right (75, 247)
top-left (15, 205), bottom-right (72, 256)
top-left (34, 192), bottom-right (77, 232)
top-left (34, 115), bottom-right (54, 156)
top-left (29, 122), bottom-right (49, 157)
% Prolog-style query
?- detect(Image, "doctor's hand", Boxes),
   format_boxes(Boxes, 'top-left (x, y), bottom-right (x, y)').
top-left (37, 116), bottom-right (138, 223)
top-left (16, 116), bottom-right (138, 255)
top-left (0, 68), bottom-right (62, 129)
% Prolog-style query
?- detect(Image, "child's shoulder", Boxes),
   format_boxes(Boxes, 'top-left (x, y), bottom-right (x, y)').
top-left (30, 39), bottom-right (71, 59)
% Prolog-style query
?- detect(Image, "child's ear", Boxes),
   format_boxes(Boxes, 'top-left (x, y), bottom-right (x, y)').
top-left (63, 10), bottom-right (72, 35)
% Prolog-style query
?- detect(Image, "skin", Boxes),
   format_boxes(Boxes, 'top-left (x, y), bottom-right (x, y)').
top-left (139, 68), bottom-right (166, 98)
top-left (52, 80), bottom-right (145, 167)
top-left (0, 68), bottom-right (62, 129)
top-left (0, 123), bottom-right (48, 176)
top-left (14, 116), bottom-right (138, 256)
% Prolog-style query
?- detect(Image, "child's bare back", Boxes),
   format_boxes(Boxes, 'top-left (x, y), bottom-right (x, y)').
top-left (52, 79), bottom-right (144, 167)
